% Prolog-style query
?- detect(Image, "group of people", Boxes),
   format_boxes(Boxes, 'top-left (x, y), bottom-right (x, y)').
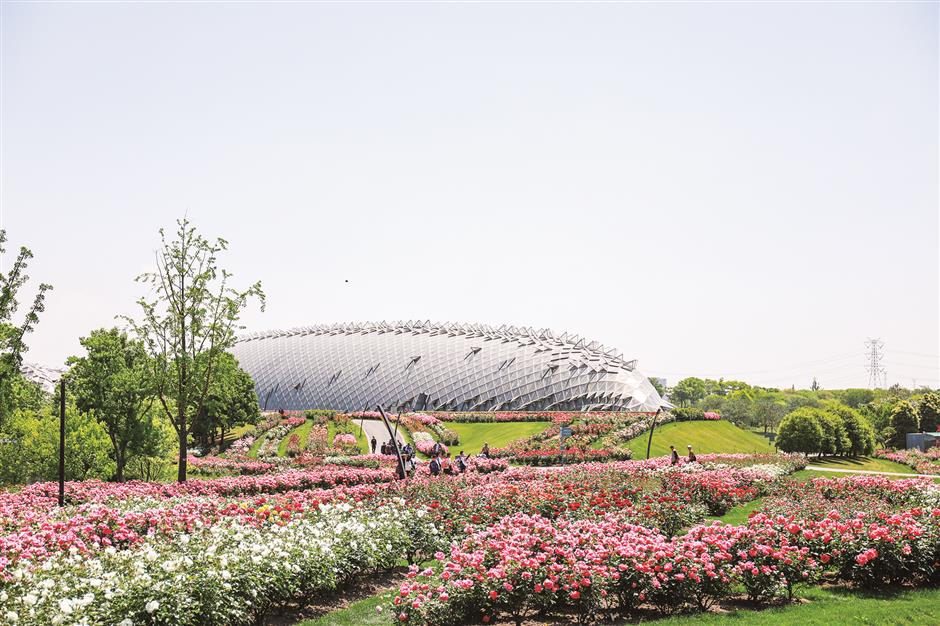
top-left (369, 435), bottom-right (494, 478)
top-left (669, 444), bottom-right (697, 465)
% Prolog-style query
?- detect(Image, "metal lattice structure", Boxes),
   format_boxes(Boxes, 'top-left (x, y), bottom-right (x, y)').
top-left (231, 320), bottom-right (667, 413)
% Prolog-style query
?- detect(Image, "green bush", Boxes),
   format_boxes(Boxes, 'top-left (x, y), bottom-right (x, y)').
top-left (776, 408), bottom-right (825, 455)
top-left (672, 407), bottom-right (705, 422)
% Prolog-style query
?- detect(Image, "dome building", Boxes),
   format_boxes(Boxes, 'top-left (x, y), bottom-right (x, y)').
top-left (231, 320), bottom-right (666, 413)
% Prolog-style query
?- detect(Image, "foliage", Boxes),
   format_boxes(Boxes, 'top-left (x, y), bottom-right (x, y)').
top-left (670, 377), bottom-right (707, 407)
top-left (0, 230), bottom-right (52, 426)
top-left (917, 391), bottom-right (940, 433)
top-left (191, 352), bottom-right (260, 453)
top-left (776, 408), bottom-right (825, 455)
top-left (890, 401), bottom-right (920, 448)
top-left (125, 219), bottom-right (264, 481)
top-left (823, 402), bottom-right (876, 455)
top-left (66, 328), bottom-right (160, 481)
top-left (0, 403), bottom-right (114, 484)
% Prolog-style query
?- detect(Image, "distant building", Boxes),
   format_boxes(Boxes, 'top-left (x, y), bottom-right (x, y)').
top-left (231, 320), bottom-right (668, 413)
top-left (20, 362), bottom-right (65, 394)
top-left (906, 432), bottom-right (940, 452)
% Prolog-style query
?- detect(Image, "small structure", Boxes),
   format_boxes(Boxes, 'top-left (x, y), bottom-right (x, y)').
top-left (906, 432), bottom-right (940, 452)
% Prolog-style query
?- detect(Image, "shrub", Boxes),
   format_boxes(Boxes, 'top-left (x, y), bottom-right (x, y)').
top-left (776, 408), bottom-right (824, 455)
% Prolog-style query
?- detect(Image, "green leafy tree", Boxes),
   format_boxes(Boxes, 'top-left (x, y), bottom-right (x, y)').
top-left (776, 408), bottom-right (824, 455)
top-left (0, 403), bottom-right (113, 484)
top-left (817, 410), bottom-right (850, 456)
top-left (191, 352), bottom-right (259, 452)
top-left (648, 377), bottom-right (666, 397)
top-left (126, 219), bottom-right (264, 482)
top-left (917, 391), bottom-right (940, 433)
top-left (824, 403), bottom-right (876, 455)
top-left (670, 377), bottom-right (707, 407)
top-left (841, 388), bottom-right (876, 409)
top-left (66, 328), bottom-right (162, 481)
top-left (889, 400), bottom-right (919, 449)
top-left (0, 230), bottom-right (52, 425)
top-left (754, 393), bottom-right (787, 435)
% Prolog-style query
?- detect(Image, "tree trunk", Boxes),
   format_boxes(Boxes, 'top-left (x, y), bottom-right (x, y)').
top-left (219, 424), bottom-right (226, 453)
top-left (115, 447), bottom-right (125, 482)
top-left (177, 422), bottom-right (187, 482)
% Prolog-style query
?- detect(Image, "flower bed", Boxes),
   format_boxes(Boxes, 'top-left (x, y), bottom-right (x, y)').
top-left (874, 448), bottom-right (940, 475)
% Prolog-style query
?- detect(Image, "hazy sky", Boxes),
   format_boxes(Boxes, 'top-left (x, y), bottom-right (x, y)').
top-left (1, 2), bottom-right (937, 390)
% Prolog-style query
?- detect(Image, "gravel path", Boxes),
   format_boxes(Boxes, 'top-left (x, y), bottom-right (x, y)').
top-left (805, 465), bottom-right (940, 478)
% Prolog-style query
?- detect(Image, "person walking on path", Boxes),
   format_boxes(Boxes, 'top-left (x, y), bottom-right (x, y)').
top-left (687, 445), bottom-right (697, 463)
top-left (370, 436), bottom-right (377, 454)
top-left (670, 445), bottom-right (680, 465)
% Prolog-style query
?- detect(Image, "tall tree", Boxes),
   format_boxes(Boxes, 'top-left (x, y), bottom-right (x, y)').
top-left (889, 400), bottom-right (919, 449)
top-left (670, 377), bottom-right (707, 407)
top-left (776, 408), bottom-right (824, 456)
top-left (191, 352), bottom-right (259, 452)
top-left (66, 328), bottom-right (160, 481)
top-left (0, 230), bottom-right (52, 425)
top-left (918, 391), bottom-right (940, 433)
top-left (126, 220), bottom-right (264, 482)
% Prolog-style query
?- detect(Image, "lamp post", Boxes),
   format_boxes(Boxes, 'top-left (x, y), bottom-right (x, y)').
top-left (645, 407), bottom-right (662, 461)
top-left (58, 377), bottom-right (66, 507)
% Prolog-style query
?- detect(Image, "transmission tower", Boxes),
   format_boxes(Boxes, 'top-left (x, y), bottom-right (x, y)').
top-left (865, 338), bottom-right (886, 389)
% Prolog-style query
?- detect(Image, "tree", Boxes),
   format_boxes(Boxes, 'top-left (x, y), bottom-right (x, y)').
top-left (841, 388), bottom-right (876, 409)
top-left (66, 328), bottom-right (162, 481)
top-left (776, 408), bottom-right (824, 455)
top-left (648, 377), bottom-right (666, 397)
top-left (824, 403), bottom-right (876, 455)
top-left (917, 391), bottom-right (940, 433)
top-left (191, 352), bottom-right (259, 452)
top-left (754, 393), bottom-right (787, 435)
top-left (0, 230), bottom-right (52, 426)
top-left (127, 220), bottom-right (264, 482)
top-left (0, 402), bottom-right (113, 484)
top-left (889, 400), bottom-right (919, 449)
top-left (817, 410), bottom-right (850, 456)
top-left (670, 377), bottom-right (707, 407)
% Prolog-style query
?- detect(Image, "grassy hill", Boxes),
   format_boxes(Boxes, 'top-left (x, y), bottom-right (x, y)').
top-left (446, 421), bottom-right (550, 455)
top-left (625, 420), bottom-right (775, 459)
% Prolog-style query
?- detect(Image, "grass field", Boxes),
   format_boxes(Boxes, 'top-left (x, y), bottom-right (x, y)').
top-left (808, 456), bottom-right (916, 474)
top-left (278, 419), bottom-right (314, 456)
top-left (625, 421), bottom-right (775, 459)
top-left (446, 421), bottom-right (550, 455)
top-left (297, 581), bottom-right (940, 626)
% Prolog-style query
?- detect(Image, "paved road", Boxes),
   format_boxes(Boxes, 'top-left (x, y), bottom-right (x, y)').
top-left (356, 418), bottom-right (405, 454)
top-left (805, 466), bottom-right (940, 478)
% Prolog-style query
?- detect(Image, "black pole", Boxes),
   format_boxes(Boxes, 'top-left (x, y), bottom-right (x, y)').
top-left (58, 378), bottom-right (66, 507)
top-left (645, 407), bottom-right (662, 460)
top-left (377, 406), bottom-right (407, 480)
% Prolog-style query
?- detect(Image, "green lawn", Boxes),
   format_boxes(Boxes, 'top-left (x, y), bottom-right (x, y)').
top-left (708, 497), bottom-right (766, 525)
top-left (445, 421), bottom-right (550, 455)
top-left (278, 419), bottom-right (314, 456)
top-left (625, 420), bottom-right (775, 459)
top-left (298, 583), bottom-right (940, 626)
top-left (808, 456), bottom-right (916, 474)
top-left (643, 585), bottom-right (940, 625)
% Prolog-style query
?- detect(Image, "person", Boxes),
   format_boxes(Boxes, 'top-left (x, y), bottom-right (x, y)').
top-left (456, 450), bottom-right (467, 473)
top-left (403, 442), bottom-right (414, 458)
top-left (370, 436), bottom-right (377, 454)
top-left (381, 442), bottom-right (388, 456)
top-left (481, 442), bottom-right (490, 459)
top-left (687, 445), bottom-right (697, 463)
top-left (429, 454), bottom-right (441, 477)
top-left (442, 453), bottom-right (454, 475)
top-left (670, 445), bottom-right (680, 465)
top-left (432, 441), bottom-right (444, 457)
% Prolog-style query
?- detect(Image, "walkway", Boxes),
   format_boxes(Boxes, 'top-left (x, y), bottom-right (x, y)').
top-left (356, 418), bottom-right (406, 454)
top-left (805, 466), bottom-right (940, 479)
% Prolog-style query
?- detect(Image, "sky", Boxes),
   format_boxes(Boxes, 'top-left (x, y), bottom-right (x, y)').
top-left (0, 1), bottom-right (937, 390)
